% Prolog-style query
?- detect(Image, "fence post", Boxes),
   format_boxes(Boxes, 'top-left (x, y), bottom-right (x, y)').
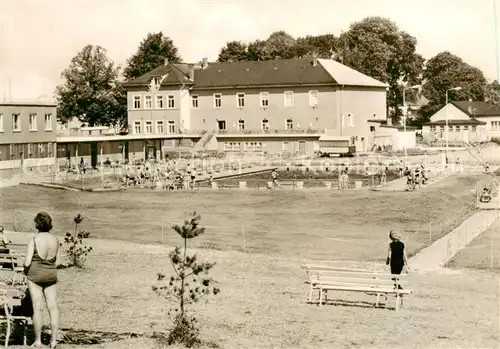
top-left (241, 224), bottom-right (246, 253)
top-left (429, 221), bottom-right (432, 244)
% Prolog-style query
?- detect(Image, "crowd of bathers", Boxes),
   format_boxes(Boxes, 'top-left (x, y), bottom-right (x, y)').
top-left (122, 159), bottom-right (207, 190)
top-left (398, 161), bottom-right (429, 191)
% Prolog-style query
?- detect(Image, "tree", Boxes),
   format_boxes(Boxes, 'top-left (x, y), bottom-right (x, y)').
top-left (55, 45), bottom-right (124, 126)
top-left (264, 31), bottom-right (296, 59)
top-left (123, 32), bottom-right (181, 80)
top-left (295, 34), bottom-right (338, 59)
top-left (152, 212), bottom-right (219, 348)
top-left (416, 51), bottom-right (488, 125)
top-left (485, 80), bottom-right (500, 105)
top-left (217, 41), bottom-right (249, 62)
top-left (338, 17), bottom-right (425, 123)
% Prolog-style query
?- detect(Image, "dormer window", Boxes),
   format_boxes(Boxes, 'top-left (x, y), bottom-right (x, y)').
top-left (153, 76), bottom-right (162, 85)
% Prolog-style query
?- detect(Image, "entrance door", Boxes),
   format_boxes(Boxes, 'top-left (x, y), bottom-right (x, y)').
top-left (298, 141), bottom-right (306, 155)
top-left (90, 142), bottom-right (98, 168)
top-left (146, 146), bottom-right (155, 160)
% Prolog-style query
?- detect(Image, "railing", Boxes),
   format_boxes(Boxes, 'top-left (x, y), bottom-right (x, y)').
top-left (185, 128), bottom-right (326, 135)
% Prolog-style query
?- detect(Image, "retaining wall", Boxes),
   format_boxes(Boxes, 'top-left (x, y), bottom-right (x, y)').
top-left (410, 210), bottom-right (499, 271)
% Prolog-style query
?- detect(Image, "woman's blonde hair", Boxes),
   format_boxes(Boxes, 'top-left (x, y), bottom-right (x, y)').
top-left (389, 230), bottom-right (400, 241)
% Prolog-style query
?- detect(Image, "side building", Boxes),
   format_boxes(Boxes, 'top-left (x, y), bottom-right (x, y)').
top-left (0, 101), bottom-right (57, 170)
top-left (122, 57), bottom-right (388, 159)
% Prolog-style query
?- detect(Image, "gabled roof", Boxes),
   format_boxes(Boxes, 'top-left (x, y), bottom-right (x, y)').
top-left (450, 101), bottom-right (500, 117)
top-left (123, 64), bottom-right (194, 87)
top-left (317, 59), bottom-right (388, 88)
top-left (424, 119), bottom-right (486, 126)
top-left (123, 58), bottom-right (387, 90)
top-left (191, 59), bottom-right (335, 89)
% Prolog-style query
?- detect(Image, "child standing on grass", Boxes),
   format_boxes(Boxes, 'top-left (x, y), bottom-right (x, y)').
top-left (386, 230), bottom-right (409, 288)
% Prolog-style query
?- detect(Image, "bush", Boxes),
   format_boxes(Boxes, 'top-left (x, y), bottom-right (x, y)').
top-left (152, 212), bottom-right (220, 348)
top-left (58, 214), bottom-right (93, 269)
top-left (491, 137), bottom-right (500, 145)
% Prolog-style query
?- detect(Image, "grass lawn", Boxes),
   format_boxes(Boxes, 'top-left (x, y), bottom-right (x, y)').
top-left (0, 174), bottom-right (486, 263)
top-left (4, 234), bottom-right (499, 349)
top-left (448, 221), bottom-right (500, 271)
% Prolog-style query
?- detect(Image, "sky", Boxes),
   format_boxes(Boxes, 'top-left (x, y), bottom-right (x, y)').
top-left (0, 0), bottom-right (499, 101)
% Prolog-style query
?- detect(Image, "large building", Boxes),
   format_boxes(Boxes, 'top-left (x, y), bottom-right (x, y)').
top-left (123, 57), bottom-right (389, 157)
top-left (422, 101), bottom-right (500, 143)
top-left (0, 101), bottom-right (57, 170)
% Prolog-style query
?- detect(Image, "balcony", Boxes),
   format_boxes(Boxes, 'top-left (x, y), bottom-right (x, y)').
top-left (185, 128), bottom-right (326, 136)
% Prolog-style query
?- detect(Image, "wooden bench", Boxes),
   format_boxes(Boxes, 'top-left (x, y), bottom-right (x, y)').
top-left (0, 268), bottom-right (30, 347)
top-left (302, 265), bottom-right (412, 311)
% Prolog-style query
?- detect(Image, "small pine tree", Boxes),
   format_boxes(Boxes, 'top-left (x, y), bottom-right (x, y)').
top-left (152, 212), bottom-right (220, 348)
top-left (59, 214), bottom-right (93, 269)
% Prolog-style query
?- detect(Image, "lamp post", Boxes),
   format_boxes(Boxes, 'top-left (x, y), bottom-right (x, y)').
top-left (445, 87), bottom-right (463, 155)
top-left (402, 85), bottom-right (421, 159)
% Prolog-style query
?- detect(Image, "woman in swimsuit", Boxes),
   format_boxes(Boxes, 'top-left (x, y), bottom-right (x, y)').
top-left (23, 212), bottom-right (60, 348)
top-left (386, 230), bottom-right (409, 288)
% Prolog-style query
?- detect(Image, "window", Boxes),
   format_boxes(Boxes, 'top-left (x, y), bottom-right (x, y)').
top-left (168, 121), bottom-right (175, 134)
top-left (261, 119), bottom-right (269, 130)
top-left (0, 113), bottom-right (3, 132)
top-left (282, 141), bottom-right (289, 151)
top-left (153, 76), bottom-right (162, 85)
top-left (224, 142), bottom-right (241, 151)
top-left (167, 95), bottom-right (175, 109)
top-left (12, 114), bottom-right (20, 131)
top-left (144, 96), bottom-right (152, 109)
top-left (463, 125), bottom-right (468, 131)
top-left (144, 121), bottom-right (153, 134)
top-left (133, 96), bottom-right (141, 109)
top-left (370, 126), bottom-right (376, 132)
top-left (155, 95), bottom-right (164, 109)
top-left (38, 143), bottom-right (45, 157)
top-left (238, 120), bottom-right (245, 130)
top-left (284, 91), bottom-right (294, 107)
top-left (471, 126), bottom-right (477, 132)
top-left (260, 92), bottom-right (269, 107)
top-left (491, 121), bottom-right (500, 130)
top-left (191, 95), bottom-right (199, 108)
top-left (286, 118), bottom-right (293, 130)
top-left (313, 141), bottom-right (319, 151)
top-left (309, 90), bottom-right (319, 107)
top-left (448, 126), bottom-right (453, 132)
top-left (133, 121), bottom-right (141, 134)
top-left (217, 120), bottom-right (226, 130)
top-left (430, 126), bottom-right (436, 132)
top-left (236, 93), bottom-right (245, 108)
top-left (455, 126), bottom-right (460, 132)
top-left (348, 114), bottom-right (355, 127)
top-left (440, 126), bottom-right (444, 132)
top-left (44, 114), bottom-right (53, 130)
top-left (245, 142), bottom-right (263, 151)
top-left (213, 93), bottom-right (222, 108)
top-left (29, 113), bottom-right (37, 131)
top-left (156, 120), bottom-right (164, 134)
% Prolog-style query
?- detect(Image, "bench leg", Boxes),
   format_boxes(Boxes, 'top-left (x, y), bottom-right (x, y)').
top-left (376, 293), bottom-right (380, 307)
top-left (395, 294), bottom-right (400, 312)
top-left (308, 285), bottom-right (313, 303)
top-left (318, 289), bottom-right (323, 307)
top-left (4, 304), bottom-right (10, 349)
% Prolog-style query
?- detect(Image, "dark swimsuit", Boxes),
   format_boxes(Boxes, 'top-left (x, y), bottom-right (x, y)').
top-left (389, 241), bottom-right (405, 275)
top-left (26, 238), bottom-right (57, 288)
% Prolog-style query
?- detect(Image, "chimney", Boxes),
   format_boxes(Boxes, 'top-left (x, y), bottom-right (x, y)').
top-left (202, 57), bottom-right (208, 69)
top-left (164, 58), bottom-right (169, 66)
top-left (312, 52), bottom-right (318, 67)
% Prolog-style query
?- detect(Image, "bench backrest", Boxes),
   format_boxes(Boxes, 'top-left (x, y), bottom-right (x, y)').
top-left (302, 265), bottom-right (408, 288)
